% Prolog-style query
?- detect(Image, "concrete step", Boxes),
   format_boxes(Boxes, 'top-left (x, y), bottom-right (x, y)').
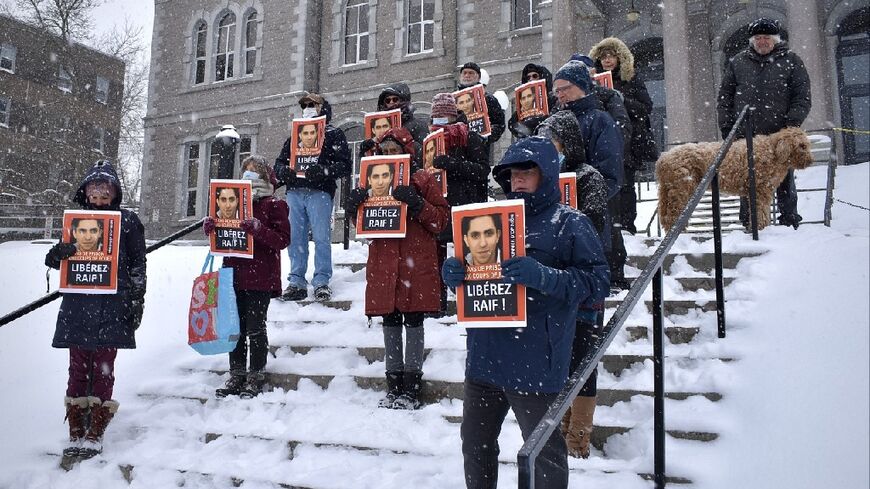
top-left (625, 325), bottom-right (700, 344)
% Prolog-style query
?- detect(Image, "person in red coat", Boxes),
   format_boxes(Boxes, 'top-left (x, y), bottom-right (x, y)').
top-left (345, 128), bottom-right (449, 409)
top-left (203, 155), bottom-right (291, 398)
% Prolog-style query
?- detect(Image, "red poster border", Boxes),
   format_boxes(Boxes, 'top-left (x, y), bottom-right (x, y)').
top-left (289, 116), bottom-right (327, 178)
top-left (515, 79), bottom-right (550, 121)
top-left (355, 155), bottom-right (411, 239)
top-left (558, 172), bottom-right (578, 209)
top-left (59, 209), bottom-right (122, 294)
top-left (452, 85), bottom-right (491, 137)
top-left (209, 179), bottom-right (254, 258)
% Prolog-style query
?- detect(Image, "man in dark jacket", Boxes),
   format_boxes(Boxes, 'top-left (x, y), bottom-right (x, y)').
top-left (45, 160), bottom-right (146, 459)
top-left (717, 18), bottom-right (811, 229)
top-left (376, 82), bottom-right (429, 145)
top-left (274, 93), bottom-right (352, 301)
top-left (442, 136), bottom-right (609, 489)
top-left (508, 63), bottom-right (558, 139)
top-left (457, 62), bottom-right (506, 150)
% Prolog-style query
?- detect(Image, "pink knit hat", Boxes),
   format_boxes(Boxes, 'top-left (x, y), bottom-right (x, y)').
top-left (431, 93), bottom-right (458, 119)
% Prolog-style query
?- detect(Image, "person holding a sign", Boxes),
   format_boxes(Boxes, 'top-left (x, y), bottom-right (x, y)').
top-left (204, 155), bottom-right (290, 398)
top-left (345, 128), bottom-right (449, 410)
top-left (44, 160), bottom-right (146, 460)
top-left (442, 137), bottom-right (609, 488)
top-left (274, 93), bottom-right (351, 302)
top-left (377, 83), bottom-right (429, 144)
top-left (456, 62), bottom-right (505, 147)
top-left (508, 63), bottom-right (558, 139)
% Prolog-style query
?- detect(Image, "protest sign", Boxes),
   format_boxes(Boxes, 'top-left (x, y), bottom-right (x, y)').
top-left (289, 116), bottom-right (327, 177)
top-left (452, 85), bottom-right (491, 137)
top-left (59, 210), bottom-right (122, 294)
top-left (514, 79), bottom-right (549, 121)
top-left (593, 70), bottom-right (613, 89)
top-left (422, 129), bottom-right (448, 197)
top-left (364, 109), bottom-right (403, 141)
top-left (209, 179), bottom-right (254, 258)
top-left (355, 155), bottom-right (411, 238)
top-left (559, 172), bottom-right (578, 208)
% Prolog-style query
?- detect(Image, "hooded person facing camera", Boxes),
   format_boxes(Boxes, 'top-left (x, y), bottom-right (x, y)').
top-left (508, 63), bottom-right (559, 139)
top-left (44, 160), bottom-right (147, 461)
top-left (376, 82), bottom-right (429, 145)
top-left (441, 137), bottom-right (609, 489)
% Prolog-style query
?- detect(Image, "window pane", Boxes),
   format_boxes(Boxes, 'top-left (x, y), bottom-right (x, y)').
top-left (850, 95), bottom-right (869, 155)
top-left (423, 0), bottom-right (435, 20)
top-left (842, 52), bottom-right (870, 86)
top-left (196, 60), bottom-right (206, 83)
top-left (346, 7), bottom-right (359, 35)
top-left (215, 56), bottom-right (226, 81)
top-left (345, 36), bottom-right (358, 64)
top-left (424, 23), bottom-right (433, 51)
top-left (240, 137), bottom-right (252, 154)
top-left (186, 191), bottom-right (197, 216)
top-left (196, 27), bottom-right (207, 57)
top-left (409, 0), bottom-right (422, 23)
top-left (246, 18), bottom-right (257, 47)
top-left (227, 54), bottom-right (234, 78)
top-left (218, 28), bottom-right (227, 54)
top-left (514, 0), bottom-right (531, 28)
top-left (246, 50), bottom-right (256, 74)
top-left (359, 5), bottom-right (369, 32)
top-left (187, 162), bottom-right (198, 188)
top-left (219, 13), bottom-right (235, 27)
top-left (408, 24), bottom-right (421, 54)
top-left (359, 34), bottom-right (369, 61)
top-left (228, 26), bottom-right (235, 49)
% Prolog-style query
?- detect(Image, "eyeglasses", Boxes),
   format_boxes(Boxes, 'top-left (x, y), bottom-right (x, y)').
top-left (553, 85), bottom-right (577, 95)
top-left (527, 72), bottom-right (541, 80)
top-left (384, 96), bottom-right (402, 105)
top-left (301, 102), bottom-right (317, 109)
top-left (600, 53), bottom-right (617, 59)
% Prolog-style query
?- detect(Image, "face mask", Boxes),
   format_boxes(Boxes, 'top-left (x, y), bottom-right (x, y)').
top-left (302, 108), bottom-right (318, 118)
top-left (432, 117), bottom-right (449, 125)
top-left (242, 170), bottom-right (260, 181)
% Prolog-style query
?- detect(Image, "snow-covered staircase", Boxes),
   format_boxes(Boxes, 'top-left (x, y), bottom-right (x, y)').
top-left (75, 235), bottom-right (762, 488)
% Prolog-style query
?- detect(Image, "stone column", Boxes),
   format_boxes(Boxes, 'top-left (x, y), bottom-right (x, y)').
top-left (785, 0), bottom-right (832, 130)
top-left (661, 0), bottom-right (693, 144)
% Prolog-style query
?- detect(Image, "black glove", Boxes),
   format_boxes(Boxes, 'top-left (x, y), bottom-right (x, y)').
top-left (345, 187), bottom-right (368, 216)
top-left (130, 288), bottom-right (145, 331)
top-left (433, 155), bottom-right (454, 172)
top-left (45, 242), bottom-right (77, 268)
top-left (275, 162), bottom-right (297, 187)
top-left (359, 138), bottom-right (377, 154)
top-left (392, 185), bottom-right (424, 216)
top-left (305, 163), bottom-right (328, 183)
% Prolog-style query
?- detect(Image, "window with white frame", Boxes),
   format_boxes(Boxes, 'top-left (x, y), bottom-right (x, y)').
top-left (184, 143), bottom-right (200, 217)
top-left (0, 44), bottom-right (15, 73)
top-left (0, 96), bottom-right (10, 127)
top-left (95, 76), bottom-right (109, 104)
top-left (512, 0), bottom-right (541, 30)
top-left (193, 21), bottom-right (207, 84)
top-left (407, 0), bottom-right (434, 55)
top-left (244, 11), bottom-right (258, 76)
top-left (344, 0), bottom-right (369, 65)
top-left (58, 66), bottom-right (73, 92)
top-left (215, 13), bottom-right (236, 82)
top-left (92, 126), bottom-right (105, 153)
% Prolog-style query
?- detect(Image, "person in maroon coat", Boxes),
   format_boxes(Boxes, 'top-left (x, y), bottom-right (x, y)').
top-left (345, 128), bottom-right (449, 409)
top-left (203, 155), bottom-right (291, 398)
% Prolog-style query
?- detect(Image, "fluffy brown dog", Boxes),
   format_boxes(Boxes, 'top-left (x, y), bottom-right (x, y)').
top-left (656, 127), bottom-right (813, 230)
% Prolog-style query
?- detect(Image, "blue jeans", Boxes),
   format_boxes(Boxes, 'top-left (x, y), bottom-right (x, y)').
top-left (286, 188), bottom-right (333, 289)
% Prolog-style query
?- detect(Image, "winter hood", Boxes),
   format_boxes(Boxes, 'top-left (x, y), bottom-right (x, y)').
top-left (377, 83), bottom-right (412, 110)
top-left (537, 111), bottom-right (585, 171)
top-left (73, 160), bottom-right (123, 209)
top-left (589, 37), bottom-right (635, 82)
top-left (521, 63), bottom-right (554, 93)
top-left (493, 136), bottom-right (561, 216)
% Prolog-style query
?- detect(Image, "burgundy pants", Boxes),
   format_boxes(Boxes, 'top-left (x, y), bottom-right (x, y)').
top-left (67, 347), bottom-right (117, 400)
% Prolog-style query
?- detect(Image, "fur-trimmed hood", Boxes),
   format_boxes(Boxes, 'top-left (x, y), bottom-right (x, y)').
top-left (589, 37), bottom-right (635, 82)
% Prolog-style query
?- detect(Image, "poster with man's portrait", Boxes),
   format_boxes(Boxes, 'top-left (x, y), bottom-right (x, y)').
top-left (422, 129), bottom-right (448, 197)
top-left (289, 116), bottom-right (327, 178)
top-left (451, 200), bottom-right (527, 328)
top-left (593, 70), bottom-right (613, 90)
top-left (209, 179), bottom-right (254, 258)
top-left (514, 79), bottom-right (549, 121)
top-left (355, 155), bottom-right (411, 238)
top-left (364, 109), bottom-right (403, 141)
top-left (452, 85), bottom-right (491, 137)
top-left (59, 210), bottom-right (122, 294)
top-left (559, 172), bottom-right (578, 208)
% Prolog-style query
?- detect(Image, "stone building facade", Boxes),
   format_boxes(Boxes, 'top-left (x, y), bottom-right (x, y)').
top-left (140, 0), bottom-right (868, 236)
top-left (0, 14), bottom-right (125, 202)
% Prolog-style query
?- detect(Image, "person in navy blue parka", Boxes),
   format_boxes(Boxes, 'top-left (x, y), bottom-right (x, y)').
top-left (45, 160), bottom-right (146, 460)
top-left (442, 136), bottom-right (609, 489)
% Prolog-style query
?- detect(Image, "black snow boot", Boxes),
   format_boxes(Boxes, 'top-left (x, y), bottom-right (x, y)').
top-left (393, 371), bottom-right (423, 410)
top-left (240, 371), bottom-right (267, 399)
top-left (378, 371), bottom-right (404, 408)
top-left (215, 373), bottom-right (246, 398)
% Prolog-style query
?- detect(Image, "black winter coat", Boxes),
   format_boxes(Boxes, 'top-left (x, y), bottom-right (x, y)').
top-left (613, 72), bottom-right (656, 166)
top-left (436, 130), bottom-right (490, 242)
top-left (717, 43), bottom-right (811, 138)
top-left (51, 162), bottom-right (146, 350)
top-left (274, 99), bottom-right (352, 198)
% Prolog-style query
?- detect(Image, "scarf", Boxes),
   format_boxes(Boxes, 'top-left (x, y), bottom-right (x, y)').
top-left (250, 177), bottom-right (274, 200)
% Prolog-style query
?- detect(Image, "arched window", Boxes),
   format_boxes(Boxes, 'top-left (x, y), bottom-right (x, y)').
top-left (836, 7), bottom-right (869, 164)
top-left (244, 11), bottom-right (258, 76)
top-left (193, 21), bottom-right (207, 84)
top-left (215, 13), bottom-right (236, 82)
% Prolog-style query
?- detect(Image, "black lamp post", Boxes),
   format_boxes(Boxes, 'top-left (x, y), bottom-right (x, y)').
top-left (215, 124), bottom-right (240, 179)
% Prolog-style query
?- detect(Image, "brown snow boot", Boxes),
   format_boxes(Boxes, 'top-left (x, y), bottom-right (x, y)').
top-left (63, 396), bottom-right (90, 456)
top-left (80, 398), bottom-right (119, 458)
top-left (565, 396), bottom-right (596, 459)
top-left (560, 407), bottom-right (571, 437)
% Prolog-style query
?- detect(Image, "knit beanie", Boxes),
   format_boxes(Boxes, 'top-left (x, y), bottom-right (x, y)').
top-left (554, 61), bottom-right (593, 94)
top-left (431, 93), bottom-right (458, 119)
top-left (570, 53), bottom-right (595, 69)
top-left (748, 18), bottom-right (781, 36)
top-left (459, 62), bottom-right (481, 76)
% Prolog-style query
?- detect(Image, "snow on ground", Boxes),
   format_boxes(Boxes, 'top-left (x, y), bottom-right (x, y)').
top-left (0, 162), bottom-right (866, 488)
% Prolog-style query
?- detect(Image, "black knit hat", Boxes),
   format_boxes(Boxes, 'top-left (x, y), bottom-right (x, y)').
top-left (459, 62), bottom-right (481, 76)
top-left (748, 18), bottom-right (781, 36)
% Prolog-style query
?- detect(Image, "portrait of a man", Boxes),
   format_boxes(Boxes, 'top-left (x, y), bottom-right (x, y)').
top-left (298, 123), bottom-right (319, 150)
top-left (423, 140), bottom-right (437, 170)
top-left (371, 117), bottom-right (392, 140)
top-left (455, 92), bottom-right (476, 116)
top-left (519, 87), bottom-right (536, 113)
top-left (71, 218), bottom-right (104, 252)
top-left (215, 187), bottom-right (240, 219)
top-left (462, 214), bottom-right (502, 266)
top-left (366, 162), bottom-right (395, 198)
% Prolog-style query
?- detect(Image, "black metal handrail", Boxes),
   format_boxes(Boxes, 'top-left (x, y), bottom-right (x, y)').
top-left (0, 218), bottom-right (206, 328)
top-left (517, 104), bottom-right (752, 488)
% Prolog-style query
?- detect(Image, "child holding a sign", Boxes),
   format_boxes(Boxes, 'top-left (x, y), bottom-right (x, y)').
top-left (345, 128), bottom-right (449, 410)
top-left (44, 160), bottom-right (147, 460)
top-left (203, 155), bottom-right (290, 398)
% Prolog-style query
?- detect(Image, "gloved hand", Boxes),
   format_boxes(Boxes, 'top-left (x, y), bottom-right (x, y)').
top-left (202, 217), bottom-right (215, 235)
top-left (501, 256), bottom-right (546, 290)
top-left (130, 288), bottom-right (145, 331)
top-left (359, 138), bottom-right (377, 154)
top-left (441, 257), bottom-right (466, 288)
top-left (275, 163), bottom-right (297, 187)
top-left (305, 163), bottom-right (328, 183)
top-left (45, 242), bottom-right (78, 268)
top-left (392, 185), bottom-right (424, 216)
top-left (345, 187), bottom-right (368, 216)
top-left (240, 217), bottom-right (263, 235)
top-left (433, 155), bottom-right (454, 172)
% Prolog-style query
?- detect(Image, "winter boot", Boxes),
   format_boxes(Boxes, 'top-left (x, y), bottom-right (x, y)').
top-left (240, 371), bottom-right (267, 399)
top-left (281, 285), bottom-right (307, 302)
top-left (314, 285), bottom-right (332, 302)
top-left (565, 396), bottom-right (596, 459)
top-left (393, 371), bottom-right (423, 410)
top-left (63, 396), bottom-right (90, 457)
top-left (80, 398), bottom-right (118, 459)
top-left (215, 372), bottom-right (246, 398)
top-left (378, 371), bottom-right (404, 408)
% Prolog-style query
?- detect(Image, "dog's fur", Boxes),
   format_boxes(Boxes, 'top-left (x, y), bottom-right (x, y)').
top-left (656, 127), bottom-right (813, 230)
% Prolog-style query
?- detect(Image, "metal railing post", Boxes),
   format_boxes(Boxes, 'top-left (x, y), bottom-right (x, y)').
top-left (745, 109), bottom-right (759, 240)
top-left (652, 267), bottom-right (666, 488)
top-left (711, 173), bottom-right (727, 338)
top-left (342, 176), bottom-right (351, 250)
top-left (823, 129), bottom-right (838, 227)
